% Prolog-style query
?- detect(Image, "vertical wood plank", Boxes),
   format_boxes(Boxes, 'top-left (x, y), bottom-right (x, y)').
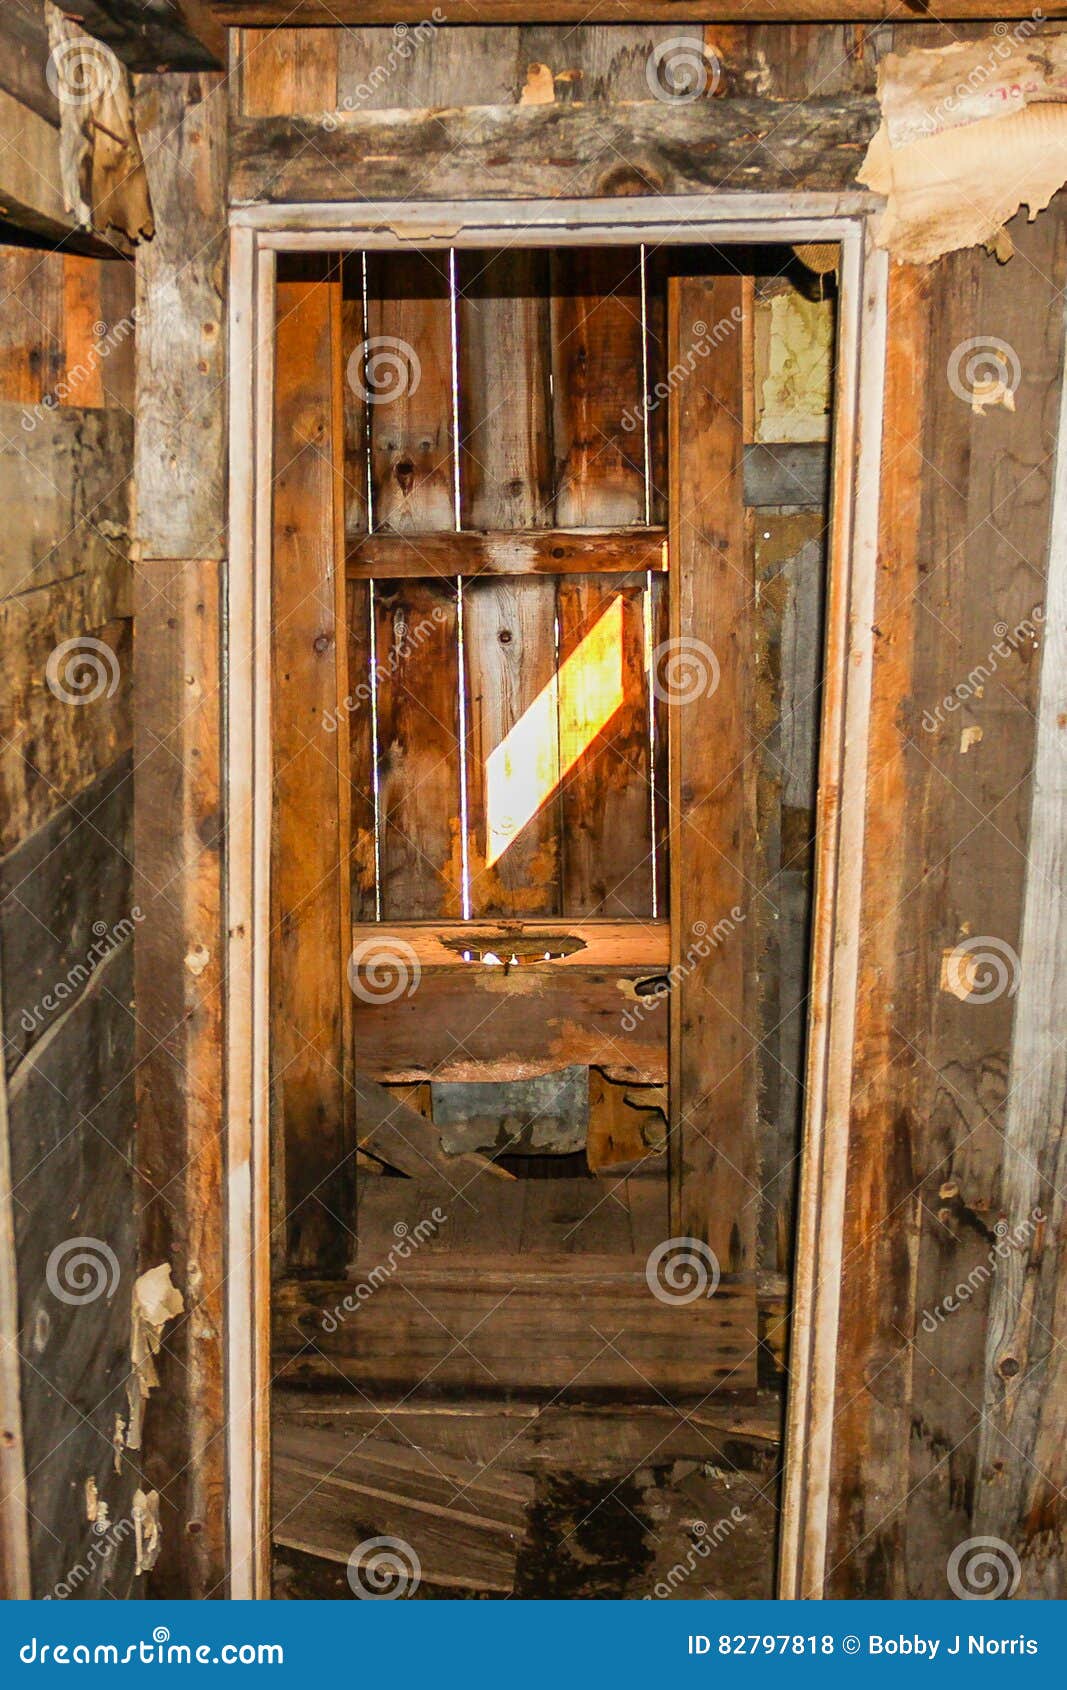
top-left (340, 257), bottom-right (369, 538)
top-left (550, 249), bottom-right (645, 527)
top-left (271, 274), bottom-right (353, 1273)
top-left (337, 25), bottom-right (520, 109)
top-left (459, 248), bottom-right (560, 918)
top-left (374, 579), bottom-right (462, 919)
top-left (366, 249), bottom-right (455, 534)
top-left (558, 577), bottom-right (654, 917)
top-left (131, 70), bottom-right (227, 1603)
top-left (668, 272), bottom-right (758, 1288)
top-left (134, 559), bottom-right (225, 1595)
top-left (61, 256), bottom-right (104, 407)
top-left (346, 578), bottom-right (377, 922)
top-left (0, 249), bottom-right (62, 403)
top-left (133, 73), bottom-right (228, 559)
top-left (239, 27), bottom-right (338, 115)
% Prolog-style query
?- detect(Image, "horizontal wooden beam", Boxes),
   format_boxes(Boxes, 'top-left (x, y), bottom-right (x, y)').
top-left (347, 526), bottom-right (667, 580)
top-left (351, 919), bottom-right (669, 969)
top-left (231, 96), bottom-right (878, 205)
top-left (66, 2), bottom-right (224, 71)
top-left (214, 2), bottom-right (1067, 23)
top-left (351, 967), bottom-right (667, 1085)
top-left (274, 1264), bottom-right (758, 1398)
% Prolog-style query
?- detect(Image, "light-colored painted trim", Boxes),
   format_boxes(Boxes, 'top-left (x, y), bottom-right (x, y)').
top-left (224, 200), bottom-right (889, 1599)
top-left (231, 193), bottom-right (879, 237)
top-left (778, 230), bottom-right (890, 1599)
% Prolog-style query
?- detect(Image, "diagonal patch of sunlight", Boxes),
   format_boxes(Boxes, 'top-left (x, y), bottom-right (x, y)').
top-left (484, 594), bottom-right (625, 869)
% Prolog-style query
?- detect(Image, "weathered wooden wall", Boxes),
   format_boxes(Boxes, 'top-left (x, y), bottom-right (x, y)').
top-left (0, 244), bottom-right (139, 1598)
top-left (232, 17), bottom-right (1067, 1602)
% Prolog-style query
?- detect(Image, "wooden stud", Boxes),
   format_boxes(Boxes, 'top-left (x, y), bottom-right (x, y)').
top-left (668, 272), bottom-right (758, 1297)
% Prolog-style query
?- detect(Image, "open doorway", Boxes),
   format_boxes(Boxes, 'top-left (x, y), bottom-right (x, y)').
top-left (262, 236), bottom-right (837, 1598)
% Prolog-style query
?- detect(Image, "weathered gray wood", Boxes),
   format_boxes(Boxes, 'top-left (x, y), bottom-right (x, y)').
top-left (230, 96), bottom-right (878, 205)
top-left (1, 753), bottom-right (132, 1076)
top-left (133, 72), bottom-right (228, 559)
top-left (743, 442), bottom-right (829, 508)
top-left (0, 405), bottom-right (132, 610)
top-left (7, 939), bottom-right (139, 1599)
top-left (132, 72), bottom-right (228, 1601)
top-left (0, 85), bottom-right (74, 243)
top-left (0, 1), bottom-right (57, 127)
top-left (0, 944), bottom-right (29, 1597)
top-left (973, 288), bottom-right (1067, 1598)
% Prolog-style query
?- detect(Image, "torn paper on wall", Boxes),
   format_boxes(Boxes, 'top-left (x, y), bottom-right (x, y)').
top-left (859, 32), bottom-right (1067, 264)
top-left (126, 1263), bottom-right (184, 1452)
top-left (132, 1488), bottom-right (162, 1577)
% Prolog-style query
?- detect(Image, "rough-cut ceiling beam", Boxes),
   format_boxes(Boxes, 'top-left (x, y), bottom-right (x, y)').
top-left (209, 1), bottom-right (1067, 23)
top-left (65, 2), bottom-right (224, 71)
top-left (230, 95), bottom-right (879, 204)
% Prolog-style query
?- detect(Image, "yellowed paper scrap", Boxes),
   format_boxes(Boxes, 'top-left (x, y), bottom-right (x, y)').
top-left (860, 31), bottom-right (1067, 264)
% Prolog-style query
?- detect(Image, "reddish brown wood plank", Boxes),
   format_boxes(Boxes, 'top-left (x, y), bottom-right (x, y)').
top-left (271, 274), bottom-right (353, 1273)
top-left (351, 966), bottom-right (666, 1086)
top-left (345, 578), bottom-right (377, 922)
top-left (347, 527), bottom-right (666, 578)
top-left (550, 249), bottom-right (646, 527)
top-left (373, 579), bottom-right (462, 918)
top-left (366, 250), bottom-right (455, 533)
top-left (668, 272), bottom-right (758, 1287)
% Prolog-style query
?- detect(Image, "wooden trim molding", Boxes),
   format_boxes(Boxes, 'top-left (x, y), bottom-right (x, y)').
top-left (225, 197), bottom-right (888, 1600)
top-left (213, 2), bottom-right (1067, 21)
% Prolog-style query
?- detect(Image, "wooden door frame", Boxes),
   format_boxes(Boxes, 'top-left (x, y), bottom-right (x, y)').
top-left (225, 194), bottom-right (889, 1600)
